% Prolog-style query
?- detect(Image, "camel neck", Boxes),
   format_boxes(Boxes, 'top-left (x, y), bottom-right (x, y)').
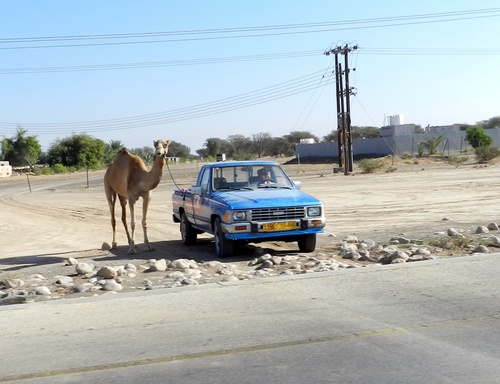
top-left (149, 155), bottom-right (165, 184)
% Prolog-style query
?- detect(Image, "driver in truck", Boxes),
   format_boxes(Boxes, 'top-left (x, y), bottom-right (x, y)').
top-left (257, 167), bottom-right (272, 183)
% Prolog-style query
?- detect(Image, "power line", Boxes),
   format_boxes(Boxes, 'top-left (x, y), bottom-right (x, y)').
top-left (1, 8), bottom-right (499, 50)
top-left (1, 47), bottom-right (499, 75)
top-left (0, 69), bottom-right (335, 134)
top-left (0, 51), bottom-right (322, 74)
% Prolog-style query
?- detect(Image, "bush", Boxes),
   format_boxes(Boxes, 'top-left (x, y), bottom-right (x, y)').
top-left (445, 156), bottom-right (468, 168)
top-left (466, 126), bottom-right (493, 148)
top-left (33, 167), bottom-right (53, 176)
top-left (357, 158), bottom-right (384, 173)
top-left (52, 163), bottom-right (67, 174)
top-left (475, 145), bottom-right (500, 163)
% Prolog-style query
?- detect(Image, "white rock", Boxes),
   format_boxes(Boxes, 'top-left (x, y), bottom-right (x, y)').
top-left (5, 279), bottom-right (25, 289)
top-left (76, 262), bottom-right (94, 275)
top-left (73, 283), bottom-right (95, 293)
top-left (475, 226), bottom-right (489, 234)
top-left (125, 263), bottom-right (137, 271)
top-left (27, 274), bottom-right (46, 282)
top-left (101, 279), bottom-right (123, 291)
top-left (97, 266), bottom-right (117, 279)
top-left (487, 222), bottom-right (499, 231)
top-left (66, 257), bottom-right (78, 265)
top-left (149, 259), bottom-right (168, 272)
top-left (220, 275), bottom-right (240, 282)
top-left (55, 276), bottom-right (74, 287)
top-left (170, 259), bottom-right (191, 270)
top-left (34, 286), bottom-right (52, 296)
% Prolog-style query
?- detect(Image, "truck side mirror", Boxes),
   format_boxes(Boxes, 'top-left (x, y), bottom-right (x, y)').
top-left (191, 186), bottom-right (203, 195)
top-left (292, 180), bottom-right (302, 190)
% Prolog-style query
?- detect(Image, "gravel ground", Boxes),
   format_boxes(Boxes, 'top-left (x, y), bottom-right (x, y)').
top-left (1, 156), bottom-right (500, 302)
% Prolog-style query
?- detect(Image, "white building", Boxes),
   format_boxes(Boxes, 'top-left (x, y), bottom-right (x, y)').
top-left (0, 161), bottom-right (12, 178)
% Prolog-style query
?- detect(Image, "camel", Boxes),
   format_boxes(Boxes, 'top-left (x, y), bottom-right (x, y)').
top-left (104, 139), bottom-right (171, 254)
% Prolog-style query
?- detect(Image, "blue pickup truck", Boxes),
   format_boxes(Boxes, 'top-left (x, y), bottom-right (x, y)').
top-left (172, 160), bottom-right (326, 257)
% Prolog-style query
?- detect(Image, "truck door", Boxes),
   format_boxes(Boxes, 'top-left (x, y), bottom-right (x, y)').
top-left (191, 168), bottom-right (212, 233)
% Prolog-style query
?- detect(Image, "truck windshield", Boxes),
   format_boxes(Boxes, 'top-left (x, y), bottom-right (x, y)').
top-left (212, 165), bottom-right (293, 191)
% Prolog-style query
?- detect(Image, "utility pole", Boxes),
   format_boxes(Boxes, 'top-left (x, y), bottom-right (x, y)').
top-left (325, 44), bottom-right (357, 175)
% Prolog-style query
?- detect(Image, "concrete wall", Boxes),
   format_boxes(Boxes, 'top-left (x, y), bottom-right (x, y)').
top-left (296, 127), bottom-right (500, 159)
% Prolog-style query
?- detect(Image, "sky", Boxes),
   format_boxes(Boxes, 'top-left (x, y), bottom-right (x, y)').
top-left (1, 1), bottom-right (500, 155)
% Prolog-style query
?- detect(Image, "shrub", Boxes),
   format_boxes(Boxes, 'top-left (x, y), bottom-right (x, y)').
top-left (33, 167), bottom-right (53, 176)
top-left (427, 234), bottom-right (473, 250)
top-left (357, 158), bottom-right (384, 173)
top-left (52, 163), bottom-right (67, 174)
top-left (466, 126), bottom-right (493, 148)
top-left (475, 145), bottom-right (500, 163)
top-left (445, 156), bottom-right (468, 168)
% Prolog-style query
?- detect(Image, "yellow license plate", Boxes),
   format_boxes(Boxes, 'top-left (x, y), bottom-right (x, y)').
top-left (262, 221), bottom-right (297, 232)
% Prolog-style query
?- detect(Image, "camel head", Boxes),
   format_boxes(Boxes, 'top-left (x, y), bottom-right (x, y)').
top-left (154, 139), bottom-right (171, 158)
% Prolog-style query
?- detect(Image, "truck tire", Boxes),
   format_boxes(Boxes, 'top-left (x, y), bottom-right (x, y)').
top-left (298, 234), bottom-right (316, 253)
top-left (180, 213), bottom-right (197, 245)
top-left (213, 217), bottom-right (233, 258)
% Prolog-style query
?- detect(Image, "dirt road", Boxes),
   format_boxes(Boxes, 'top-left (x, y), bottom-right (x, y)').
top-left (1, 157), bottom-right (499, 286)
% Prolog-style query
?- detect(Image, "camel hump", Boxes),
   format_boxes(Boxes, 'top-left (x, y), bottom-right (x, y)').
top-left (118, 148), bottom-right (130, 155)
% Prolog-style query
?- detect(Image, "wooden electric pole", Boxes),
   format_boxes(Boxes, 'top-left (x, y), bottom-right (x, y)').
top-left (325, 44), bottom-right (357, 175)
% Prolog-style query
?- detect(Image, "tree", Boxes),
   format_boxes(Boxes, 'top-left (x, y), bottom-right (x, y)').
top-left (284, 131), bottom-right (320, 145)
top-left (130, 146), bottom-right (154, 164)
top-left (477, 116), bottom-right (500, 129)
top-left (323, 126), bottom-right (380, 142)
top-left (1, 126), bottom-right (42, 167)
top-left (227, 134), bottom-right (254, 160)
top-left (166, 141), bottom-right (191, 159)
top-left (47, 134), bottom-right (106, 169)
top-left (104, 140), bottom-right (124, 165)
top-left (252, 132), bottom-right (272, 158)
top-left (267, 137), bottom-right (294, 157)
top-left (417, 136), bottom-right (445, 156)
top-left (201, 138), bottom-right (233, 159)
top-left (466, 126), bottom-right (493, 149)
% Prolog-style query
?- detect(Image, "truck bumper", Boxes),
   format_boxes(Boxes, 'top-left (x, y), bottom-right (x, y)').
top-left (222, 218), bottom-right (325, 241)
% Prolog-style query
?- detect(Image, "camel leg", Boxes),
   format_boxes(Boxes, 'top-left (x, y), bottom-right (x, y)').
top-left (127, 197), bottom-right (138, 254)
top-left (118, 195), bottom-right (134, 253)
top-left (105, 189), bottom-right (118, 249)
top-left (142, 192), bottom-right (154, 251)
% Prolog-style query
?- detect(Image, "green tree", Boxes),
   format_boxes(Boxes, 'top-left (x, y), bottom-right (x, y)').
top-left (47, 134), bottom-right (106, 169)
top-left (267, 137), bottom-right (294, 157)
top-left (202, 138), bottom-right (233, 158)
top-left (284, 131), bottom-right (320, 145)
top-left (228, 134), bottom-right (255, 160)
top-left (1, 126), bottom-right (42, 167)
top-left (477, 116), bottom-right (500, 129)
top-left (167, 141), bottom-right (191, 159)
top-left (130, 146), bottom-right (154, 164)
top-left (466, 126), bottom-right (493, 149)
top-left (252, 132), bottom-right (272, 158)
top-left (323, 126), bottom-right (380, 142)
top-left (417, 136), bottom-right (445, 156)
top-left (104, 140), bottom-right (124, 165)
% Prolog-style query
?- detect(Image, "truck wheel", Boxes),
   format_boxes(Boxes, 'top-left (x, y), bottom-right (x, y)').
top-left (180, 213), bottom-right (197, 245)
top-left (213, 217), bottom-right (233, 258)
top-left (298, 234), bottom-right (316, 253)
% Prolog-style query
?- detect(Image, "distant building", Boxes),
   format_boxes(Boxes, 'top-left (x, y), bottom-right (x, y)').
top-left (295, 124), bottom-right (500, 159)
top-left (299, 138), bottom-right (316, 144)
top-left (0, 161), bottom-right (12, 178)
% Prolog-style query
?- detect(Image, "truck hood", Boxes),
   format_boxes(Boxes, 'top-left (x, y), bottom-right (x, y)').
top-left (215, 188), bottom-right (321, 209)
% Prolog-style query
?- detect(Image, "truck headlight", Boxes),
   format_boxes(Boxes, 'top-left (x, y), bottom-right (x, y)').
top-left (307, 206), bottom-right (321, 217)
top-left (232, 211), bottom-right (247, 221)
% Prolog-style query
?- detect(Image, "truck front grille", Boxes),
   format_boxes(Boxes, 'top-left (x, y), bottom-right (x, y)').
top-left (251, 207), bottom-right (305, 222)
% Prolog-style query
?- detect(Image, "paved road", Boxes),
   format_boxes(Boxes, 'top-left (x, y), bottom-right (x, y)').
top-left (1, 254), bottom-right (499, 383)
